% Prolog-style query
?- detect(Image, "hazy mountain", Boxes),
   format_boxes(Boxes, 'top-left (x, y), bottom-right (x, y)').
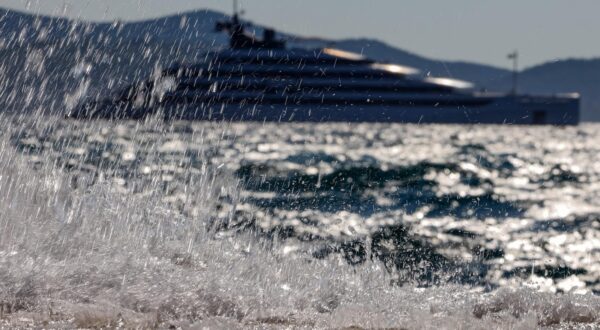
top-left (0, 8), bottom-right (230, 113)
top-left (0, 8), bottom-right (598, 120)
top-left (490, 59), bottom-right (600, 121)
top-left (0, 8), bottom-right (227, 44)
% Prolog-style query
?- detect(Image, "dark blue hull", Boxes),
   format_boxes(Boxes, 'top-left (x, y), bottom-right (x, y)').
top-left (69, 94), bottom-right (579, 125)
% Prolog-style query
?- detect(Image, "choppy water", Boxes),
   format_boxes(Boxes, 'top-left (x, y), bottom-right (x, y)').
top-left (1, 116), bottom-right (600, 328)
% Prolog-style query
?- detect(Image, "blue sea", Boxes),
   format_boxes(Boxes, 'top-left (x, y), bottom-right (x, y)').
top-left (1, 116), bottom-right (599, 328)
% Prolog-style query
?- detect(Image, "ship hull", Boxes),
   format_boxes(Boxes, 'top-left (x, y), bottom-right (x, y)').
top-left (70, 95), bottom-right (579, 125)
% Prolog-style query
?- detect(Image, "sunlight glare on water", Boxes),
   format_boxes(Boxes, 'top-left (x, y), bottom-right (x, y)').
top-left (0, 118), bottom-right (599, 328)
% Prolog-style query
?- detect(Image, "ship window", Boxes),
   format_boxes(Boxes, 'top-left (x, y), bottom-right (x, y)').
top-left (532, 110), bottom-right (546, 125)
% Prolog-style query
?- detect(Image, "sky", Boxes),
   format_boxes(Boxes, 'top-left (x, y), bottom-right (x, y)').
top-left (0, 0), bottom-right (598, 68)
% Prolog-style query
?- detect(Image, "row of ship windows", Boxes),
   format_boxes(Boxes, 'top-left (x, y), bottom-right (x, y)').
top-left (174, 83), bottom-right (452, 94)
top-left (163, 68), bottom-right (409, 80)
top-left (210, 57), bottom-right (374, 66)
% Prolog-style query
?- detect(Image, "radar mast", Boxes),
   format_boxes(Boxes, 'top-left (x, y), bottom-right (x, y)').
top-left (215, 0), bottom-right (286, 50)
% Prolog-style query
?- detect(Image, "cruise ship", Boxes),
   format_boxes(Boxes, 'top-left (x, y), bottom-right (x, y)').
top-left (68, 10), bottom-right (580, 125)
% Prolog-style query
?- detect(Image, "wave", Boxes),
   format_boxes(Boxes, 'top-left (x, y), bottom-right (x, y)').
top-left (238, 161), bottom-right (522, 219)
top-left (1, 120), bottom-right (600, 328)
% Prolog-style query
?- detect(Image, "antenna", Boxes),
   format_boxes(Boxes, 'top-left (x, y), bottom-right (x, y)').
top-left (233, 0), bottom-right (239, 16)
top-left (507, 50), bottom-right (519, 95)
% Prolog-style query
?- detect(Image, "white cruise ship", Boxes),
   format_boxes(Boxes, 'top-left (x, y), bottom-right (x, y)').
top-left (69, 11), bottom-right (580, 125)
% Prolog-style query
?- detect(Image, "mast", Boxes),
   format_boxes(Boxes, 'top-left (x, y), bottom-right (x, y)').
top-left (507, 50), bottom-right (519, 95)
top-left (215, 0), bottom-right (286, 50)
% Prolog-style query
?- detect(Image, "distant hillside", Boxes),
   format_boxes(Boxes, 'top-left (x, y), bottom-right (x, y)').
top-left (0, 8), bottom-right (598, 120)
top-left (0, 8), bottom-right (230, 113)
top-left (490, 59), bottom-right (600, 121)
top-left (0, 8), bottom-right (228, 44)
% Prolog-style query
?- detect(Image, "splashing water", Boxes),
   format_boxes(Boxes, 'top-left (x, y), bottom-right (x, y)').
top-left (0, 117), bottom-right (599, 328)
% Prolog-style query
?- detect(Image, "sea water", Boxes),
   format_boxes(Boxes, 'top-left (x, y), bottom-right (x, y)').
top-left (1, 116), bottom-right (599, 328)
